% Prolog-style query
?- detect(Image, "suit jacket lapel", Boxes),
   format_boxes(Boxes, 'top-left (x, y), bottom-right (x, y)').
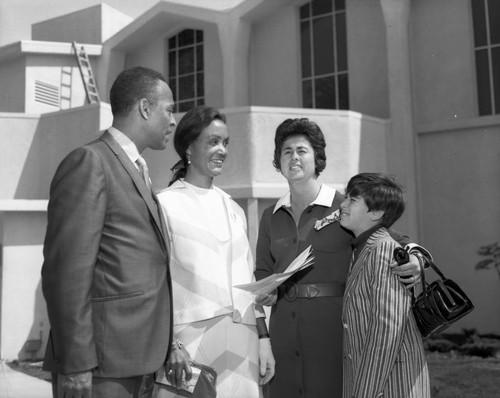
top-left (100, 131), bottom-right (167, 250)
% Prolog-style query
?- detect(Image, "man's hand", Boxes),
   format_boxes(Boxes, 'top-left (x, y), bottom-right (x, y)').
top-left (390, 253), bottom-right (422, 289)
top-left (258, 337), bottom-right (275, 385)
top-left (58, 370), bottom-right (92, 398)
top-left (165, 341), bottom-right (192, 389)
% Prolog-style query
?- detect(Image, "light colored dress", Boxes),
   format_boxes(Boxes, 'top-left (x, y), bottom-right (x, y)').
top-left (156, 179), bottom-right (262, 398)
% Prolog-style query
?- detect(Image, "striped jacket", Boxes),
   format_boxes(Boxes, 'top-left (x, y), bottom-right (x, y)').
top-left (342, 228), bottom-right (430, 398)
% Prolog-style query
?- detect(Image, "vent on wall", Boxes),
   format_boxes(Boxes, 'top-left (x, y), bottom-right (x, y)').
top-left (34, 80), bottom-right (60, 108)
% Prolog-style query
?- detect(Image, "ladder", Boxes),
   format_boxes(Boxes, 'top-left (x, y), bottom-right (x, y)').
top-left (72, 41), bottom-right (100, 104)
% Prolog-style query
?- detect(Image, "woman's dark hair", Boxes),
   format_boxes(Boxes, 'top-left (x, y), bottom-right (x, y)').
top-left (110, 66), bottom-right (167, 117)
top-left (272, 118), bottom-right (326, 176)
top-left (169, 105), bottom-right (227, 185)
top-left (345, 173), bottom-right (405, 228)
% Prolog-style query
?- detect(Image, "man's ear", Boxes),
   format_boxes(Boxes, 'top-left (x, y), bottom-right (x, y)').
top-left (139, 98), bottom-right (150, 120)
top-left (370, 210), bottom-right (384, 222)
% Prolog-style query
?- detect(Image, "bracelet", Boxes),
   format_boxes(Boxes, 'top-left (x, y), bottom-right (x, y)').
top-left (258, 333), bottom-right (270, 339)
top-left (171, 339), bottom-right (184, 350)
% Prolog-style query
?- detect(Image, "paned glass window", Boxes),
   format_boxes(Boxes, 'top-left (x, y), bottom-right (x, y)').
top-left (167, 29), bottom-right (204, 113)
top-left (300, 0), bottom-right (349, 109)
top-left (471, 0), bottom-right (500, 115)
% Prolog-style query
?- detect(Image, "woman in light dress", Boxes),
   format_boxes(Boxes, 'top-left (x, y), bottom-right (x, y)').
top-left (156, 105), bottom-right (274, 398)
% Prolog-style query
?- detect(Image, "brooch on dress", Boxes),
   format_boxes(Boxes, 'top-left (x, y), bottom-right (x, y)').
top-left (314, 209), bottom-right (341, 230)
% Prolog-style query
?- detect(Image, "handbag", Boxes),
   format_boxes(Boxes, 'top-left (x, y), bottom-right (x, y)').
top-left (155, 360), bottom-right (217, 398)
top-left (394, 247), bottom-right (474, 337)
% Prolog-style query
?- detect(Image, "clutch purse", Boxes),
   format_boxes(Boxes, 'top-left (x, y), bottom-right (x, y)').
top-left (155, 360), bottom-right (217, 398)
top-left (394, 247), bottom-right (474, 337)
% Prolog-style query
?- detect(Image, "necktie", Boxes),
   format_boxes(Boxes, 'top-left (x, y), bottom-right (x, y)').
top-left (136, 156), bottom-right (152, 190)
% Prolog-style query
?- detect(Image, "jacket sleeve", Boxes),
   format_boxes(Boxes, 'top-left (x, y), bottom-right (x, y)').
top-left (388, 229), bottom-right (434, 262)
top-left (42, 147), bottom-right (106, 374)
top-left (352, 240), bottom-right (412, 397)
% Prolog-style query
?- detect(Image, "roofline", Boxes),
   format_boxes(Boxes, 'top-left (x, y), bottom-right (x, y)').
top-left (0, 40), bottom-right (102, 63)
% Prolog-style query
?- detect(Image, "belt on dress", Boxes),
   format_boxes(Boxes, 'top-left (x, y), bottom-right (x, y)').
top-left (278, 282), bottom-right (345, 301)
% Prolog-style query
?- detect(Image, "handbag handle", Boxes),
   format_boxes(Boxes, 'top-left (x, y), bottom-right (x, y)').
top-left (394, 248), bottom-right (453, 304)
top-left (409, 251), bottom-right (456, 306)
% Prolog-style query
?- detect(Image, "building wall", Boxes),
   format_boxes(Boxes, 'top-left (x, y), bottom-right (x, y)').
top-left (0, 58), bottom-right (26, 112)
top-left (0, 204), bottom-right (48, 360)
top-left (418, 116), bottom-right (500, 333)
top-left (127, 34), bottom-right (165, 73)
top-left (250, 5), bottom-right (301, 107)
top-left (347, 0), bottom-right (390, 118)
top-left (25, 54), bottom-right (89, 113)
top-left (250, 0), bottom-right (391, 118)
top-left (410, 0), bottom-right (477, 125)
top-left (0, 114), bottom-right (40, 199)
top-left (409, 0), bottom-right (498, 333)
top-left (31, 4), bottom-right (132, 45)
top-left (124, 22), bottom-right (225, 110)
top-left (0, 105), bottom-right (111, 200)
top-left (203, 25), bottom-right (225, 109)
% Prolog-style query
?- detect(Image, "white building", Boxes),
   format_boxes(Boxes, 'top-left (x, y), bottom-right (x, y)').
top-left (0, 0), bottom-right (498, 360)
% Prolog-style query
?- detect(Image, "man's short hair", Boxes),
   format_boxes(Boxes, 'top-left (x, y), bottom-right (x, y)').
top-left (345, 172), bottom-right (405, 228)
top-left (110, 66), bottom-right (167, 117)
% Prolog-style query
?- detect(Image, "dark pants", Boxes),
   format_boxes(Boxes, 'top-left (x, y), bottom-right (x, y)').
top-left (51, 373), bottom-right (155, 398)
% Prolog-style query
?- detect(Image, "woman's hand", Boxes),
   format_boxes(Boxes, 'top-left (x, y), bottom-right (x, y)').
top-left (255, 290), bottom-right (278, 306)
top-left (258, 337), bottom-right (275, 385)
top-left (390, 253), bottom-right (422, 289)
top-left (165, 340), bottom-right (192, 389)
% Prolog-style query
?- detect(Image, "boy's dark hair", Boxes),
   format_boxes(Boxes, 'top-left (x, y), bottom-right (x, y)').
top-left (273, 118), bottom-right (326, 177)
top-left (345, 173), bottom-right (405, 228)
top-left (110, 66), bottom-right (167, 117)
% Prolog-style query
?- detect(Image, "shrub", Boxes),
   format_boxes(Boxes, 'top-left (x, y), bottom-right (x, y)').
top-left (424, 338), bottom-right (457, 353)
top-left (458, 339), bottom-right (500, 358)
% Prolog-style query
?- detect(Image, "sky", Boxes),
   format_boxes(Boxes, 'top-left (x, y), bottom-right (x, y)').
top-left (0, 0), bottom-right (243, 47)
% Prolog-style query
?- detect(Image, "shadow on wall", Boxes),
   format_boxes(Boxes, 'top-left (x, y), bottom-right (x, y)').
top-left (14, 105), bottom-right (103, 200)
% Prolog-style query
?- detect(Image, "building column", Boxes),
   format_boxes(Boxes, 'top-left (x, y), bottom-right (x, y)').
top-left (380, 0), bottom-right (420, 240)
top-left (246, 198), bottom-right (259, 257)
top-left (217, 16), bottom-right (251, 107)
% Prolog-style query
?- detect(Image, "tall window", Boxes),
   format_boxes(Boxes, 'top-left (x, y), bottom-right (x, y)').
top-left (168, 29), bottom-right (204, 113)
top-left (300, 0), bottom-right (348, 110)
top-left (471, 0), bottom-right (500, 115)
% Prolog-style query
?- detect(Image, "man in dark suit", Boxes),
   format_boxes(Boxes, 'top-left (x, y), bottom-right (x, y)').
top-left (41, 66), bottom-right (176, 398)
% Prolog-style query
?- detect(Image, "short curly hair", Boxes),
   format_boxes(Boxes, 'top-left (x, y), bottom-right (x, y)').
top-left (272, 118), bottom-right (326, 176)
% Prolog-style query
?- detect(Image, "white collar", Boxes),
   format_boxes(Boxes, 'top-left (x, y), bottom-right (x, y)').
top-left (108, 126), bottom-right (142, 164)
top-left (273, 183), bottom-right (337, 214)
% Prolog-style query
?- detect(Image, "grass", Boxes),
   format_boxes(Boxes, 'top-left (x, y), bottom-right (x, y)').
top-left (427, 352), bottom-right (500, 397)
top-left (6, 352), bottom-right (500, 397)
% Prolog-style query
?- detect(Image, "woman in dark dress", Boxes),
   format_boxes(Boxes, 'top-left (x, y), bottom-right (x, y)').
top-left (255, 118), bottom-right (424, 397)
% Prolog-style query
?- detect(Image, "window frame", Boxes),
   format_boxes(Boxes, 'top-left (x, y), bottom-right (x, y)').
top-left (471, 0), bottom-right (500, 116)
top-left (299, 0), bottom-right (349, 110)
top-left (166, 29), bottom-right (205, 113)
